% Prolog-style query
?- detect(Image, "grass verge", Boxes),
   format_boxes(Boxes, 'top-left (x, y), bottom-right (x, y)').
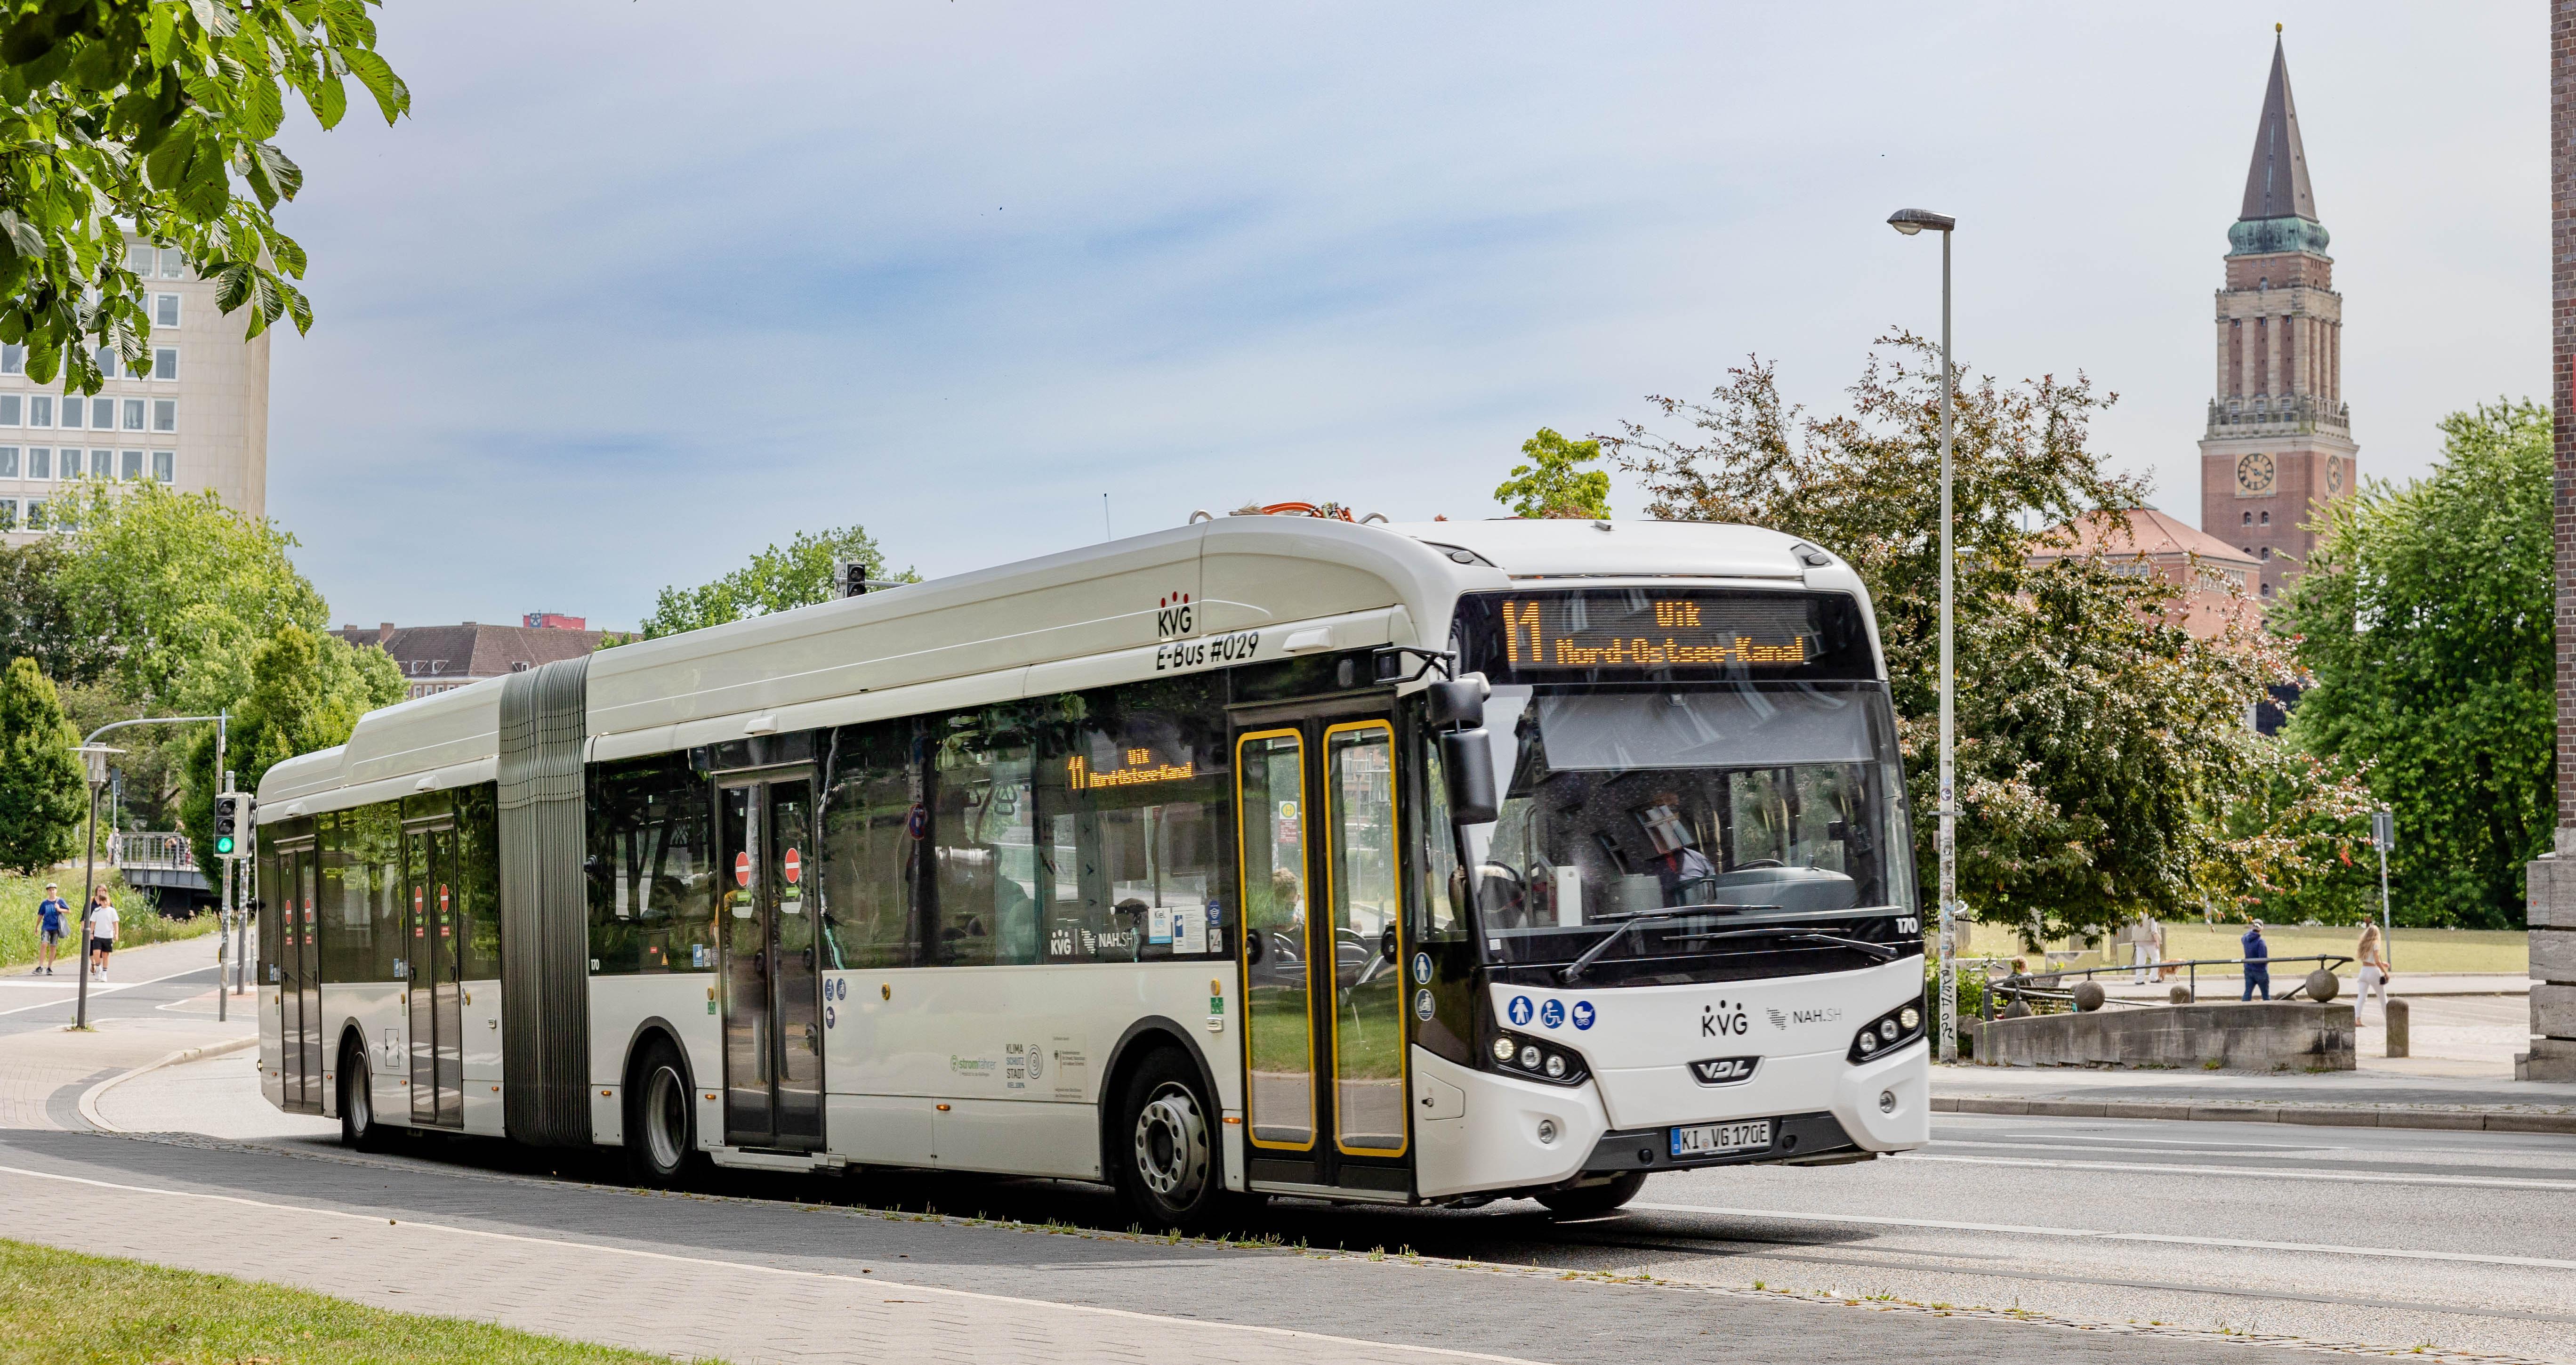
top-left (0, 870), bottom-right (212, 971)
top-left (0, 1237), bottom-right (722, 1364)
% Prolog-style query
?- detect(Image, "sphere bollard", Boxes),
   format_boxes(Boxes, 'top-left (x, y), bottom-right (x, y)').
top-left (2072, 980), bottom-right (2106, 1012)
top-left (2304, 968), bottom-right (2339, 1002)
top-left (2169, 984), bottom-right (2192, 1004)
top-left (2002, 998), bottom-right (2032, 1019)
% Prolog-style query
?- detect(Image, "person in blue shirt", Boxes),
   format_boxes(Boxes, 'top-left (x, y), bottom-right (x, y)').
top-left (33, 882), bottom-right (68, 976)
top-left (2241, 919), bottom-right (2271, 1001)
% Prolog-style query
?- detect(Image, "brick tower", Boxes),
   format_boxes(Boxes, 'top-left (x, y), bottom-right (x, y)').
top-left (2198, 33), bottom-right (2357, 603)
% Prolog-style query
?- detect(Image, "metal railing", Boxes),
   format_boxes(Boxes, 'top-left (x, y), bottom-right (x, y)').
top-left (1984, 953), bottom-right (2356, 1017)
top-left (109, 831), bottom-right (192, 869)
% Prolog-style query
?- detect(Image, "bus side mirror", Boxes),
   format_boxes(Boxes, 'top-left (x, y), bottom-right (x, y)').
top-left (1425, 676), bottom-right (1488, 730)
top-left (1441, 729), bottom-right (1498, 825)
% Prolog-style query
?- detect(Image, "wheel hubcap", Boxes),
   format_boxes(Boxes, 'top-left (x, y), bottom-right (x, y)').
top-left (645, 1066), bottom-right (686, 1171)
top-left (1133, 1084), bottom-right (1209, 1204)
top-left (349, 1067), bottom-right (370, 1131)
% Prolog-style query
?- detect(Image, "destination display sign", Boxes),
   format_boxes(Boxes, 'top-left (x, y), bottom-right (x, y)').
top-left (1460, 589), bottom-right (1873, 681)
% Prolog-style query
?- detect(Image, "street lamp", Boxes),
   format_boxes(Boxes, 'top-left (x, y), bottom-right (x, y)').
top-left (70, 743), bottom-right (123, 1031)
top-left (1888, 206), bottom-right (1959, 1063)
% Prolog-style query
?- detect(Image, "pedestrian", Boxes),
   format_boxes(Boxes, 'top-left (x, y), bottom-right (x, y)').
top-left (32, 881), bottom-right (67, 975)
top-left (2132, 912), bottom-right (2163, 985)
top-left (2354, 921), bottom-right (2392, 1023)
top-left (86, 886), bottom-right (117, 980)
top-left (2240, 918), bottom-right (2270, 1001)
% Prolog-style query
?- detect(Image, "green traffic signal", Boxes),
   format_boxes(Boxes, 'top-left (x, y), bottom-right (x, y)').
top-left (213, 834), bottom-right (235, 855)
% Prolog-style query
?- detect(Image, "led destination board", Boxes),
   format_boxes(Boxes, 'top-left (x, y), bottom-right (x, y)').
top-left (1467, 589), bottom-right (1870, 679)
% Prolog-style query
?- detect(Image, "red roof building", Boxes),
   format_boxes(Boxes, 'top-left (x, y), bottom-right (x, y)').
top-left (2027, 509), bottom-right (2262, 640)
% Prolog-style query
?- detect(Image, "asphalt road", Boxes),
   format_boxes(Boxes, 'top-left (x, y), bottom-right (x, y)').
top-left (0, 933), bottom-right (243, 1039)
top-left (31, 1042), bottom-right (2574, 1364)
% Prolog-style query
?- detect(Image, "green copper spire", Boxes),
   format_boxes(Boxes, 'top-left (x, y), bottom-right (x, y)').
top-left (2229, 34), bottom-right (2329, 257)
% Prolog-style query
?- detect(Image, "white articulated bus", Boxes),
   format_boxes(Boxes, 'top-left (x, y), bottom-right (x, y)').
top-left (255, 513), bottom-right (1929, 1225)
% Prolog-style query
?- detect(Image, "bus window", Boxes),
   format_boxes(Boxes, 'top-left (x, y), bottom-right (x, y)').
top-left (1033, 676), bottom-right (1230, 964)
top-left (456, 786), bottom-right (502, 979)
top-left (818, 723), bottom-right (921, 969)
top-left (586, 755), bottom-right (717, 975)
top-left (338, 802), bottom-right (405, 982)
top-left (931, 719), bottom-right (1038, 968)
top-left (1413, 722), bottom-right (1465, 942)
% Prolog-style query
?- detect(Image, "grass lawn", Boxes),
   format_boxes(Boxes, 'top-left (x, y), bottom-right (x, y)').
top-left (0, 1238), bottom-right (721, 1365)
top-left (0, 870), bottom-right (208, 971)
top-left (2155, 922), bottom-right (2528, 977)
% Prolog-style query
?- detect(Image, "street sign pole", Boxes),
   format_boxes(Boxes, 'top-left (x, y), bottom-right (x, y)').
top-left (217, 766), bottom-right (233, 1023)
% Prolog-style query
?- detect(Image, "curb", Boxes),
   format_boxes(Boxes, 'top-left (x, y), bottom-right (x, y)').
top-left (1931, 1093), bottom-right (2576, 1134)
top-left (76, 1035), bottom-right (257, 1133)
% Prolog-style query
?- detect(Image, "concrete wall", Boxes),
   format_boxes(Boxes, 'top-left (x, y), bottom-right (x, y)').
top-left (1976, 1002), bottom-right (2354, 1072)
top-left (2522, 851), bottom-right (2576, 1079)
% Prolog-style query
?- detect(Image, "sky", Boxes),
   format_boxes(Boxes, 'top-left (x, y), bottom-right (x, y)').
top-left (260, 3), bottom-right (2547, 630)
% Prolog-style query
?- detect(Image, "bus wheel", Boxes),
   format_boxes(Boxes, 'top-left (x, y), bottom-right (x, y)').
top-left (1536, 1171), bottom-right (1646, 1218)
top-left (339, 1045), bottom-right (391, 1152)
top-left (625, 1040), bottom-right (700, 1188)
top-left (1116, 1050), bottom-right (1224, 1231)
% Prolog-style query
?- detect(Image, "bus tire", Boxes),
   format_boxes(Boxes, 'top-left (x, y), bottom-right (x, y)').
top-left (339, 1042), bottom-right (392, 1153)
top-left (1536, 1171), bottom-right (1646, 1218)
top-left (1113, 1048), bottom-right (1230, 1232)
top-left (625, 1038), bottom-right (700, 1189)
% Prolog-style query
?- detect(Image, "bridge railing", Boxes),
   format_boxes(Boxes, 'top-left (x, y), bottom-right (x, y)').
top-left (111, 831), bottom-right (193, 870)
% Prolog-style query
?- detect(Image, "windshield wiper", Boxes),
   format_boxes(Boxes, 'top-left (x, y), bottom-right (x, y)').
top-left (1559, 914), bottom-right (1678, 984)
top-left (1670, 925), bottom-right (1900, 962)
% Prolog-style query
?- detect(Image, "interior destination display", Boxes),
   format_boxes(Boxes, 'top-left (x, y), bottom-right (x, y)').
top-left (1498, 594), bottom-right (1823, 670)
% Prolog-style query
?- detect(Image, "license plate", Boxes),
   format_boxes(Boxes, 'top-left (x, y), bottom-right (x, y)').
top-left (1670, 1119), bottom-right (1772, 1158)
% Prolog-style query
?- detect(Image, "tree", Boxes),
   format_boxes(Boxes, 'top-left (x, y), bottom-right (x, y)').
top-left (0, 535), bottom-right (105, 684)
top-left (0, 655), bottom-right (86, 873)
top-left (0, 1), bottom-right (408, 394)
top-left (49, 479), bottom-right (326, 713)
top-left (1494, 428), bottom-right (1610, 519)
top-left (180, 622), bottom-right (400, 877)
top-left (2280, 399), bottom-right (2554, 928)
top-left (1604, 336), bottom-right (2371, 942)
top-left (637, 525), bottom-right (915, 639)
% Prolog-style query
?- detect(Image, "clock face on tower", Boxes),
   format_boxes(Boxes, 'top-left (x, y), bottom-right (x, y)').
top-left (2326, 458), bottom-right (2344, 495)
top-left (2236, 452), bottom-right (2277, 496)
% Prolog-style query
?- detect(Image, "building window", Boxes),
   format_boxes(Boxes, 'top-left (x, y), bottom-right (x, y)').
top-left (2260, 582), bottom-right (2273, 598)
top-left (93, 347), bottom-right (118, 380)
top-left (0, 344), bottom-right (20, 376)
top-left (47, 395), bottom-right (70, 430)
top-left (153, 294), bottom-right (179, 328)
top-left (24, 499), bottom-right (43, 530)
top-left (157, 247), bottom-right (183, 279)
top-left (151, 347), bottom-right (177, 381)
top-left (151, 399), bottom-right (175, 433)
top-left (152, 450), bottom-right (173, 483)
top-left (2259, 510), bottom-right (2270, 526)
top-left (0, 499), bottom-right (16, 530)
top-left (2241, 510), bottom-right (2252, 526)
top-left (89, 397), bottom-right (112, 430)
top-left (119, 398), bottom-right (143, 431)
top-left (118, 449), bottom-right (141, 480)
top-left (0, 396), bottom-right (18, 428)
top-left (28, 447), bottom-right (49, 480)
top-left (2260, 546), bottom-right (2273, 561)
top-left (87, 448), bottom-right (109, 478)
top-left (0, 447), bottom-right (17, 478)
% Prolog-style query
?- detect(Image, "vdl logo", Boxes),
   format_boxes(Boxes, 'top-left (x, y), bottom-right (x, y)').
top-left (1156, 592), bottom-right (1195, 640)
top-left (1690, 1056), bottom-right (1759, 1086)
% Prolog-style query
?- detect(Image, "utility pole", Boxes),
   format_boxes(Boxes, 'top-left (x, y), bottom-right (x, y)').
top-left (68, 712), bottom-right (227, 1029)
top-left (2373, 808), bottom-right (2395, 970)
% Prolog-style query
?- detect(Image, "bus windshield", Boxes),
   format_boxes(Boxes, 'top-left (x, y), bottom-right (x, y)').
top-left (1460, 682), bottom-right (1916, 969)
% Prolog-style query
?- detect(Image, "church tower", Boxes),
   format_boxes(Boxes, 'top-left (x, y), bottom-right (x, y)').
top-left (2199, 34), bottom-right (2356, 602)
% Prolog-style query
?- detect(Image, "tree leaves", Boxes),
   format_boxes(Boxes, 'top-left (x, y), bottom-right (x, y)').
top-left (0, 0), bottom-right (406, 386)
top-left (638, 526), bottom-right (919, 639)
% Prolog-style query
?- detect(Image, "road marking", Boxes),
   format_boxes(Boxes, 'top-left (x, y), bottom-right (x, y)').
top-left (0, 965), bottom-right (215, 1016)
top-left (1633, 1201), bottom-right (2576, 1271)
top-left (1892, 1150), bottom-right (2576, 1193)
top-left (1943, 1132), bottom-right (2324, 1151)
top-left (0, 1163), bottom-right (1545, 1364)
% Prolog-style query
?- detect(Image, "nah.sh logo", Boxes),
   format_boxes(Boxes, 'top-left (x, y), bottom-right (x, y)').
top-left (1700, 1000), bottom-right (1749, 1038)
top-left (1156, 592), bottom-right (1195, 640)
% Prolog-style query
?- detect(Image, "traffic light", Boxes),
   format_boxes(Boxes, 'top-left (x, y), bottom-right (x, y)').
top-left (212, 792), bottom-right (248, 859)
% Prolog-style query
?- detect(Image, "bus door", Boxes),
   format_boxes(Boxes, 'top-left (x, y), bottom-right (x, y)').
top-left (717, 771), bottom-right (824, 1151)
top-left (404, 822), bottom-right (465, 1127)
top-left (275, 841), bottom-right (321, 1113)
top-left (1233, 704), bottom-right (1412, 1197)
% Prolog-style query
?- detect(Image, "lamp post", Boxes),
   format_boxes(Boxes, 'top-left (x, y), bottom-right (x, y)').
top-left (1888, 207), bottom-right (1959, 1062)
top-left (69, 743), bottom-right (124, 1030)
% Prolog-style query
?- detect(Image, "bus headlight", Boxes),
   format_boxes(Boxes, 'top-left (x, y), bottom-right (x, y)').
top-left (1483, 1029), bottom-right (1591, 1086)
top-left (1849, 994), bottom-right (1927, 1064)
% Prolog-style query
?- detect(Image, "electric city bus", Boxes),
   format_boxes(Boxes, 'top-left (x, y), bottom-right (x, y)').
top-left (254, 512), bottom-right (1929, 1226)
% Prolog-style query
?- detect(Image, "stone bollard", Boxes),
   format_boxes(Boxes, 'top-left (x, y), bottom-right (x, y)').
top-left (2169, 984), bottom-right (2192, 1004)
top-left (2073, 981), bottom-right (2106, 1012)
top-left (2305, 968), bottom-right (2340, 1002)
top-left (2386, 997), bottom-right (2410, 1058)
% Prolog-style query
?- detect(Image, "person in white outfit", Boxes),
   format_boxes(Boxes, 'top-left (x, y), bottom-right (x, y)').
top-left (2353, 921), bottom-right (2391, 1023)
top-left (86, 887), bottom-right (118, 979)
top-left (2132, 913), bottom-right (2162, 985)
